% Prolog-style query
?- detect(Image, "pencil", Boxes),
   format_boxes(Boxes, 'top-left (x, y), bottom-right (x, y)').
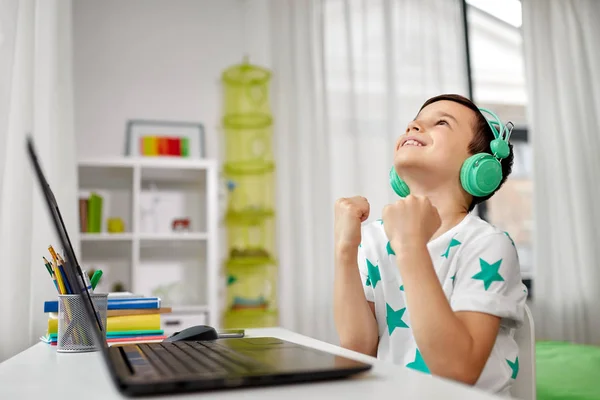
top-left (57, 257), bottom-right (73, 294)
top-left (54, 252), bottom-right (86, 345)
top-left (50, 256), bottom-right (67, 294)
top-left (48, 245), bottom-right (58, 262)
top-left (43, 257), bottom-right (59, 292)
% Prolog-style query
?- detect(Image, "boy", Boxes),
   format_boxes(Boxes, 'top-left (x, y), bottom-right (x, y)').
top-left (333, 94), bottom-right (527, 396)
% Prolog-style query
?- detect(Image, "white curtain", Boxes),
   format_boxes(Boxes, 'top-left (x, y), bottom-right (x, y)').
top-left (0, 0), bottom-right (78, 361)
top-left (271, 0), bottom-right (469, 344)
top-left (522, 0), bottom-right (600, 344)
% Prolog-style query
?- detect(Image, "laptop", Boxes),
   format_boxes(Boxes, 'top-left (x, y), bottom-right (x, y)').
top-left (26, 137), bottom-right (371, 397)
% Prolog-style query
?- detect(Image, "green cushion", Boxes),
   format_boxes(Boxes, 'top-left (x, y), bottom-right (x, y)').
top-left (537, 341), bottom-right (600, 400)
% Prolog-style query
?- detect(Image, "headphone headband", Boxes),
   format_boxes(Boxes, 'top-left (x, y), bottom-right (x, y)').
top-left (478, 107), bottom-right (514, 142)
top-left (478, 107), bottom-right (513, 161)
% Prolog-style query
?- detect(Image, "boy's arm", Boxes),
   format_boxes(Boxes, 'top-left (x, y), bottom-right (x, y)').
top-left (398, 232), bottom-right (525, 385)
top-left (333, 197), bottom-right (379, 357)
top-left (397, 244), bottom-right (499, 384)
top-left (382, 195), bottom-right (525, 385)
top-left (334, 245), bottom-right (378, 356)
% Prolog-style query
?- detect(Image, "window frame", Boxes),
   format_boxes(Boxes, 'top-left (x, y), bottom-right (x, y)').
top-left (462, 0), bottom-right (532, 297)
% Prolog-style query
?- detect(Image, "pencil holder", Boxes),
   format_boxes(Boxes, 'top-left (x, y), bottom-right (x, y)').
top-left (57, 293), bottom-right (108, 353)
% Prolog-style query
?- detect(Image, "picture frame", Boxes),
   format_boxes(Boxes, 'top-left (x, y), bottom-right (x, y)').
top-left (125, 120), bottom-right (205, 158)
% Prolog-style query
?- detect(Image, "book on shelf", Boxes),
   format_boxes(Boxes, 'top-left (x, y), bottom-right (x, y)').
top-left (79, 192), bottom-right (103, 233)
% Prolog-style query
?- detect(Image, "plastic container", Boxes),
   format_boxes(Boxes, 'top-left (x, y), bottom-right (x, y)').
top-left (226, 211), bottom-right (275, 266)
top-left (223, 124), bottom-right (273, 165)
top-left (222, 62), bottom-right (272, 130)
top-left (225, 263), bottom-right (277, 314)
top-left (224, 161), bottom-right (275, 215)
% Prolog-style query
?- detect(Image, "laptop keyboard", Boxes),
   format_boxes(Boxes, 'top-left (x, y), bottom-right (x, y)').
top-left (135, 341), bottom-right (268, 378)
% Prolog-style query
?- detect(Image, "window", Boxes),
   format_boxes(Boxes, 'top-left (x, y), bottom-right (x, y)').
top-left (465, 0), bottom-right (533, 293)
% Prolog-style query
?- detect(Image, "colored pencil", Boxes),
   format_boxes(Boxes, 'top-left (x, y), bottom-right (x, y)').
top-left (43, 257), bottom-right (59, 292)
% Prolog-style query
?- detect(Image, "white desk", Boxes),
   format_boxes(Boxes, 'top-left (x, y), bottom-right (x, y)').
top-left (0, 327), bottom-right (502, 399)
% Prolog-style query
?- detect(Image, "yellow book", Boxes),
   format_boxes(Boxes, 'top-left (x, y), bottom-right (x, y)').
top-left (47, 313), bottom-right (161, 334)
top-left (47, 316), bottom-right (58, 334)
top-left (106, 314), bottom-right (161, 332)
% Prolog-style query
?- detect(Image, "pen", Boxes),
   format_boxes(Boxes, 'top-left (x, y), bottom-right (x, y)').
top-left (90, 270), bottom-right (103, 290)
top-left (79, 270), bottom-right (93, 293)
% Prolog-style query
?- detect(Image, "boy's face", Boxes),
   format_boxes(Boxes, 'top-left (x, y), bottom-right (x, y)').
top-left (393, 100), bottom-right (476, 183)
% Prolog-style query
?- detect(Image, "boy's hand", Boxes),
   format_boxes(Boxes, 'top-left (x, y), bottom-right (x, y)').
top-left (334, 196), bottom-right (370, 251)
top-left (382, 195), bottom-right (441, 253)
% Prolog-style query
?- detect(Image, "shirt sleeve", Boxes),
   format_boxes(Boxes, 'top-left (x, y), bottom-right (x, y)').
top-left (450, 232), bottom-right (527, 329)
top-left (357, 243), bottom-right (375, 302)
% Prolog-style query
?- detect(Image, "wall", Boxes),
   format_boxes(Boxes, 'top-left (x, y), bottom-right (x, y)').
top-left (72, 0), bottom-right (272, 318)
top-left (73, 0), bottom-right (271, 159)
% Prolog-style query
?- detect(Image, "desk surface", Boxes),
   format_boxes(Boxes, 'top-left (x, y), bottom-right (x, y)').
top-left (0, 327), bottom-right (501, 399)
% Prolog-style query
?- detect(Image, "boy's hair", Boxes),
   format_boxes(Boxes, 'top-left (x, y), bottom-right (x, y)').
top-left (418, 94), bottom-right (514, 212)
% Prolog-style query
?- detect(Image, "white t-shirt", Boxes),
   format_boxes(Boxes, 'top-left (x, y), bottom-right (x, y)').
top-left (358, 213), bottom-right (527, 396)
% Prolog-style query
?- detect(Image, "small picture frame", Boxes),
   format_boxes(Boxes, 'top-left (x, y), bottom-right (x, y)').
top-left (125, 120), bottom-right (205, 158)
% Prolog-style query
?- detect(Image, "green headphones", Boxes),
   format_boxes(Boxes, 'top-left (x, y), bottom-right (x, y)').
top-left (389, 107), bottom-right (513, 198)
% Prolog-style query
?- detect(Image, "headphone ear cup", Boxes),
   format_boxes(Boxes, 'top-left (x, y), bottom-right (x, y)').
top-left (460, 154), bottom-right (503, 197)
top-left (389, 167), bottom-right (410, 197)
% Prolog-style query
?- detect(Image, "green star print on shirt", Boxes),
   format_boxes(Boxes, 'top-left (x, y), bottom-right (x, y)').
top-left (406, 349), bottom-right (430, 374)
top-left (386, 241), bottom-right (395, 256)
top-left (365, 259), bottom-right (381, 288)
top-left (386, 303), bottom-right (408, 334)
top-left (472, 258), bottom-right (505, 290)
top-left (442, 237), bottom-right (461, 258)
top-left (506, 357), bottom-right (519, 379)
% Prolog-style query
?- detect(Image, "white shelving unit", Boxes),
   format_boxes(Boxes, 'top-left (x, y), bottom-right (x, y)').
top-left (77, 157), bottom-right (219, 335)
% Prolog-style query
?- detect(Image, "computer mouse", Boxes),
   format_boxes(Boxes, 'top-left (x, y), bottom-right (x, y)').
top-left (163, 325), bottom-right (219, 342)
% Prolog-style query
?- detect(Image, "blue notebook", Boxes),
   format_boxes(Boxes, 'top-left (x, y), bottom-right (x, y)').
top-left (43, 297), bottom-right (161, 313)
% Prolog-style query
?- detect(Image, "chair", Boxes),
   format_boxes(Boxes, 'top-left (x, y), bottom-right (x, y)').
top-left (511, 304), bottom-right (536, 400)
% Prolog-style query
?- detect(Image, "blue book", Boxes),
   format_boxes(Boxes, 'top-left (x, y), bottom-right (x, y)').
top-left (43, 297), bottom-right (161, 313)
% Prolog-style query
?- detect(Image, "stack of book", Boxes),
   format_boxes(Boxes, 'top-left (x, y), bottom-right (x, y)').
top-left (40, 293), bottom-right (171, 345)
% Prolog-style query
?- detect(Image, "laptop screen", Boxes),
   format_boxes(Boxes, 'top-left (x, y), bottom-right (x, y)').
top-left (26, 137), bottom-right (110, 355)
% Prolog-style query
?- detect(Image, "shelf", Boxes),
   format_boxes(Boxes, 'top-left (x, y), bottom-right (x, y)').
top-left (79, 157), bottom-right (216, 170)
top-left (78, 158), bottom-right (135, 168)
top-left (141, 167), bottom-right (207, 184)
top-left (139, 232), bottom-right (209, 241)
top-left (81, 232), bottom-right (208, 241)
top-left (81, 233), bottom-right (133, 241)
top-left (77, 155), bottom-right (219, 326)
